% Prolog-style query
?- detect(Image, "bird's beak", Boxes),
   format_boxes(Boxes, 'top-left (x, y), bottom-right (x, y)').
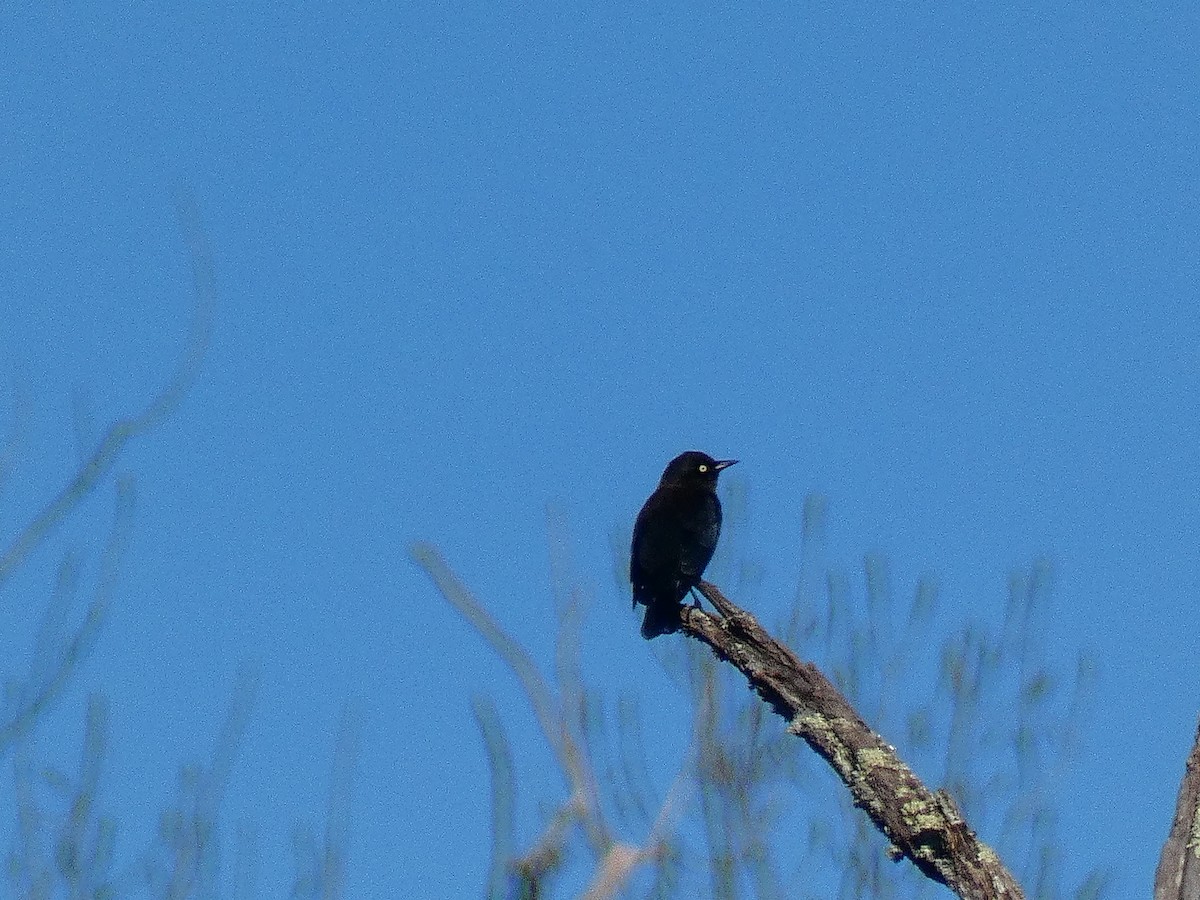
top-left (713, 459), bottom-right (739, 471)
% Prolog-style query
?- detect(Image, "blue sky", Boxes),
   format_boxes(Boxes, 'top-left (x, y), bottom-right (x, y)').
top-left (2, 2), bottom-right (1198, 896)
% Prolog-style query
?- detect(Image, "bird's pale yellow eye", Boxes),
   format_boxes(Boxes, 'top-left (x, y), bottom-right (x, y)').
top-left (698, 464), bottom-right (708, 473)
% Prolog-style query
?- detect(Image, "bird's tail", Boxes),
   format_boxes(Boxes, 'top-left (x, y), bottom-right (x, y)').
top-left (640, 601), bottom-right (681, 640)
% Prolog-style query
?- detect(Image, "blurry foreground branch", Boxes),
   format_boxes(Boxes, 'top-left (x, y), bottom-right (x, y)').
top-left (412, 543), bottom-right (683, 899)
top-left (684, 580), bottom-right (1025, 900)
top-left (0, 192), bottom-right (215, 591)
top-left (1, 192), bottom-right (215, 762)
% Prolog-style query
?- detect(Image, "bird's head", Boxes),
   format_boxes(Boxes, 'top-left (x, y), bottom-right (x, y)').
top-left (659, 450), bottom-right (738, 487)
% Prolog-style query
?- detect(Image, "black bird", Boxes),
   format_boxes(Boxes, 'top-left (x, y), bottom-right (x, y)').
top-left (630, 451), bottom-right (738, 639)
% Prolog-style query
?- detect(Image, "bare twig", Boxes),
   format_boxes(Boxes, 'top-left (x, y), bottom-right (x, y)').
top-left (0, 476), bottom-right (135, 756)
top-left (685, 580), bottom-right (1025, 900)
top-left (579, 758), bottom-right (685, 900)
top-left (580, 843), bottom-right (644, 900)
top-left (0, 193), bottom-right (215, 592)
top-left (319, 705), bottom-right (360, 900)
top-left (473, 696), bottom-right (516, 900)
top-left (56, 694), bottom-right (110, 894)
top-left (411, 543), bottom-right (606, 845)
top-left (1155, 719), bottom-right (1200, 900)
top-left (414, 544), bottom-right (691, 896)
top-left (162, 665), bottom-right (258, 900)
top-left (412, 541), bottom-right (613, 887)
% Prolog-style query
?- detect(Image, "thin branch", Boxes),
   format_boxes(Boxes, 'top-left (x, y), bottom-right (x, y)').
top-left (685, 580), bottom-right (1025, 900)
top-left (0, 193), bottom-right (215, 592)
top-left (545, 510), bottom-right (607, 858)
top-left (580, 754), bottom-right (686, 900)
top-left (415, 544), bottom-right (689, 897)
top-left (411, 542), bottom-right (610, 854)
top-left (56, 694), bottom-right (109, 894)
top-left (1154, 718), bottom-right (1200, 900)
top-left (580, 843), bottom-right (644, 900)
top-left (162, 664), bottom-right (258, 900)
top-left (314, 704), bottom-right (359, 900)
top-left (472, 696), bottom-right (516, 900)
top-left (412, 544), bottom-right (564, 759)
top-left (0, 476), bottom-right (135, 757)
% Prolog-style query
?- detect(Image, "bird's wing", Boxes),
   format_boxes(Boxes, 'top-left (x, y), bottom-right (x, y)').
top-left (630, 505), bottom-right (671, 581)
top-left (632, 490), bottom-right (720, 580)
top-left (631, 499), bottom-right (679, 573)
top-left (676, 494), bottom-right (721, 579)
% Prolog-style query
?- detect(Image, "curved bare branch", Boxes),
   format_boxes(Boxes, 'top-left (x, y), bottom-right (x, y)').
top-left (0, 193), bottom-right (215, 591)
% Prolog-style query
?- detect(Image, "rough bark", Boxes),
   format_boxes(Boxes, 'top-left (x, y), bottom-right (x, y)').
top-left (1155, 719), bottom-right (1200, 900)
top-left (683, 581), bottom-right (1025, 900)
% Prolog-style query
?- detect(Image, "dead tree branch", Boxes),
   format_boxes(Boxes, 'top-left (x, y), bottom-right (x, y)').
top-left (684, 580), bottom-right (1024, 900)
top-left (1155, 719), bottom-right (1200, 900)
